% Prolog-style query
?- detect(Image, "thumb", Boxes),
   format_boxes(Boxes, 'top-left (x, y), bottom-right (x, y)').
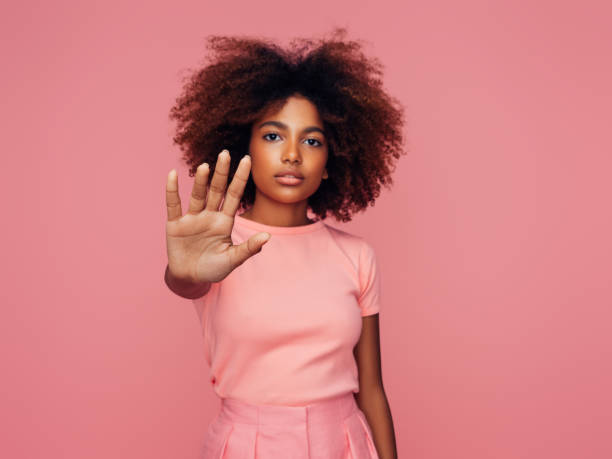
top-left (231, 232), bottom-right (271, 266)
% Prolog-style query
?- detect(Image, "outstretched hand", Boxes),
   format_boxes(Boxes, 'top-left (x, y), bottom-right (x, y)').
top-left (165, 149), bottom-right (271, 285)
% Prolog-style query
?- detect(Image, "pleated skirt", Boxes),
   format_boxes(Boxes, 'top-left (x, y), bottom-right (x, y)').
top-left (200, 392), bottom-right (379, 459)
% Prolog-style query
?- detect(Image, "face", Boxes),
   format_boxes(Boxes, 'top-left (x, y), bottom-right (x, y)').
top-left (248, 94), bottom-right (329, 207)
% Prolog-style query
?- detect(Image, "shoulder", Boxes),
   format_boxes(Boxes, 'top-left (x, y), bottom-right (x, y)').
top-left (321, 223), bottom-right (365, 261)
top-left (320, 223), bottom-right (378, 276)
top-left (323, 222), bottom-right (364, 246)
top-left (323, 223), bottom-right (373, 253)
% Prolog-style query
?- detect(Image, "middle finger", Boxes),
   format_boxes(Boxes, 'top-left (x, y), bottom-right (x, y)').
top-left (205, 149), bottom-right (230, 211)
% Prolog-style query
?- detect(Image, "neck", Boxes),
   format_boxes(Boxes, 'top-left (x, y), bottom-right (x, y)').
top-left (240, 193), bottom-right (313, 227)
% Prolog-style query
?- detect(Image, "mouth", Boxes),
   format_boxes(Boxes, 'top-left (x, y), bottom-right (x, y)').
top-left (275, 175), bottom-right (304, 186)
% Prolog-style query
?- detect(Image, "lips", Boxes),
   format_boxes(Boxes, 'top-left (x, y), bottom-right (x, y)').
top-left (275, 175), bottom-right (304, 185)
top-left (275, 170), bottom-right (304, 179)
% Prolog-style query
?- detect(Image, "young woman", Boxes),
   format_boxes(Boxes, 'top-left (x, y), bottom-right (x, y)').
top-left (164, 28), bottom-right (405, 459)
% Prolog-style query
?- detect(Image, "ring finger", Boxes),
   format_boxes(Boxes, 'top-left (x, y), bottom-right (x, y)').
top-left (187, 162), bottom-right (210, 214)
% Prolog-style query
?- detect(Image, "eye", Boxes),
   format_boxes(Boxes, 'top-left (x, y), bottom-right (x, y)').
top-left (305, 138), bottom-right (323, 147)
top-left (263, 133), bottom-right (281, 141)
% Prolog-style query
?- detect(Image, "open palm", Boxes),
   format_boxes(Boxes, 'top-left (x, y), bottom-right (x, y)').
top-left (165, 149), bottom-right (270, 285)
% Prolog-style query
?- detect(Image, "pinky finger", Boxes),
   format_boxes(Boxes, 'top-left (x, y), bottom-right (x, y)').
top-left (166, 169), bottom-right (182, 221)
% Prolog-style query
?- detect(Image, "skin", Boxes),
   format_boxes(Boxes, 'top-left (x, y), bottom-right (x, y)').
top-left (241, 93), bottom-right (398, 458)
top-left (239, 93), bottom-right (328, 226)
top-left (353, 314), bottom-right (398, 459)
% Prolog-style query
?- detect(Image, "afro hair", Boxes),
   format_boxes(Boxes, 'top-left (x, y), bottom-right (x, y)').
top-left (169, 27), bottom-right (407, 222)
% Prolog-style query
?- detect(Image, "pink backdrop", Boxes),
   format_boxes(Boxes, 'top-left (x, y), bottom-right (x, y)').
top-left (2, 1), bottom-right (611, 458)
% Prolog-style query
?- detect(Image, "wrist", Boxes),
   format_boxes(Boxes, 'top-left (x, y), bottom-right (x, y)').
top-left (164, 265), bottom-right (212, 299)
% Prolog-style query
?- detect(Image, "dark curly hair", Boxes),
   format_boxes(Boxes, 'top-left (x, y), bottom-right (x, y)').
top-left (169, 27), bottom-right (407, 222)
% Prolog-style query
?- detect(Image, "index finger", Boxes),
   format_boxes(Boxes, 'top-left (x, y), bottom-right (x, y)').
top-left (221, 155), bottom-right (251, 217)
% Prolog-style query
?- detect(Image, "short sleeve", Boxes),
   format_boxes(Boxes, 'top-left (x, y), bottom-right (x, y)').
top-left (357, 240), bottom-right (382, 316)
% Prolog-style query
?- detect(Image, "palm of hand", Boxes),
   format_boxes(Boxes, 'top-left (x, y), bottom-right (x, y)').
top-left (165, 150), bottom-right (270, 285)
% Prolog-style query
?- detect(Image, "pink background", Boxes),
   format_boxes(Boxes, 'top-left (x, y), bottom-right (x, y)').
top-left (2, 1), bottom-right (611, 458)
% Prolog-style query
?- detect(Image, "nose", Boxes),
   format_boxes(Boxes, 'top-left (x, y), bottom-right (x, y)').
top-left (281, 138), bottom-right (301, 164)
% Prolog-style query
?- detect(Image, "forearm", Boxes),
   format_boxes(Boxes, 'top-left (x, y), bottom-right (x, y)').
top-left (355, 386), bottom-right (398, 459)
top-left (164, 264), bottom-right (212, 299)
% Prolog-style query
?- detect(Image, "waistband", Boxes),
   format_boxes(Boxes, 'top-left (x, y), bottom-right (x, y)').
top-left (218, 392), bottom-right (358, 426)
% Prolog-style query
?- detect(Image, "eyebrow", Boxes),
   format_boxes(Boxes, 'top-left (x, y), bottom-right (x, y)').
top-left (257, 120), bottom-right (325, 136)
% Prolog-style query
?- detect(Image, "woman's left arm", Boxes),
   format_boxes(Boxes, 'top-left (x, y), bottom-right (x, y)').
top-left (353, 313), bottom-right (398, 459)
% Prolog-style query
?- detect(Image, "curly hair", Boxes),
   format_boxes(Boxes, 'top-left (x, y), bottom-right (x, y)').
top-left (169, 27), bottom-right (406, 222)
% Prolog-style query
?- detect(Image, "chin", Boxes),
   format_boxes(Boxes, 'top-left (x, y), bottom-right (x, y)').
top-left (269, 192), bottom-right (312, 204)
top-left (260, 186), bottom-right (315, 204)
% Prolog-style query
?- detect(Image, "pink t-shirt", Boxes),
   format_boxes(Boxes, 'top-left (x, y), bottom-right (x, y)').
top-left (192, 213), bottom-right (382, 406)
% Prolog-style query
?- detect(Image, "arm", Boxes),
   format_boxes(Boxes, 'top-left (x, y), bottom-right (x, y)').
top-left (353, 313), bottom-right (398, 459)
top-left (164, 264), bottom-right (212, 299)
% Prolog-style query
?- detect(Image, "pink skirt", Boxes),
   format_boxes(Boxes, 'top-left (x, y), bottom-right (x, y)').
top-left (200, 392), bottom-right (380, 459)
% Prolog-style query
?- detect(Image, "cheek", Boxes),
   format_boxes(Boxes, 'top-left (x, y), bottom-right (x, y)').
top-left (249, 156), bottom-right (276, 187)
top-left (310, 153), bottom-right (329, 174)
